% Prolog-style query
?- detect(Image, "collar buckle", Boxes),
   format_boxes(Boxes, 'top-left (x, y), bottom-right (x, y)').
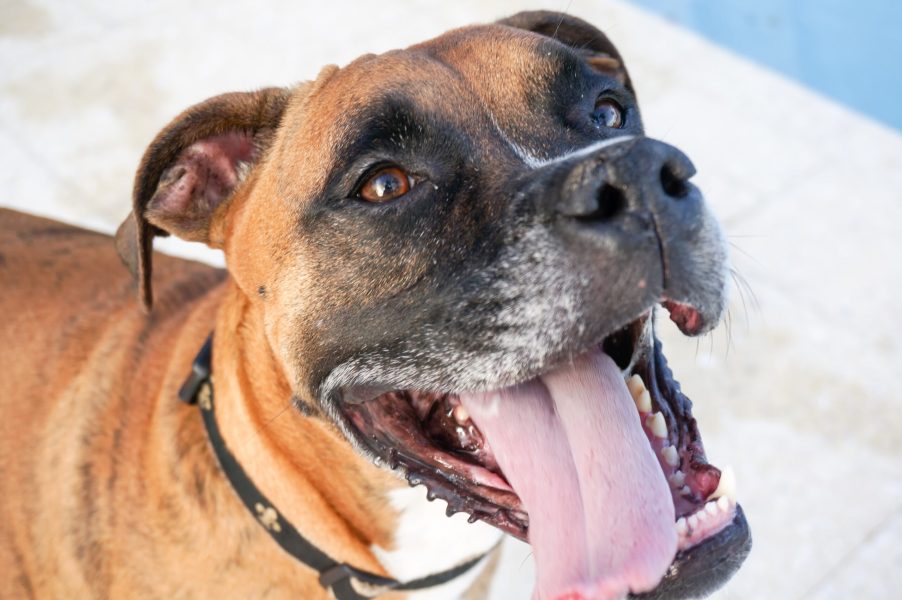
top-left (178, 335), bottom-right (213, 404)
top-left (319, 564), bottom-right (397, 598)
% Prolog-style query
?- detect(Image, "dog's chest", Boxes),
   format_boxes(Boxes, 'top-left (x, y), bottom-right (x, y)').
top-left (372, 487), bottom-right (503, 599)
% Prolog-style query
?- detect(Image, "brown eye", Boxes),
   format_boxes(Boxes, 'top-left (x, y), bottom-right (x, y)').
top-left (593, 98), bottom-right (624, 128)
top-left (359, 166), bottom-right (411, 202)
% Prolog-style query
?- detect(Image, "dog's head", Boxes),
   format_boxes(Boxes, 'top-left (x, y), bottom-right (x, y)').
top-left (117, 11), bottom-right (750, 599)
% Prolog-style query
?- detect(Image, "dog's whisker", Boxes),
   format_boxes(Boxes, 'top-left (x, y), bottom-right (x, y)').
top-left (551, 0), bottom-right (574, 42)
top-left (728, 240), bottom-right (762, 265)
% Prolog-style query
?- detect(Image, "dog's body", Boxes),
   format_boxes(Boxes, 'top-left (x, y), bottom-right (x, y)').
top-left (0, 12), bottom-right (749, 600)
top-left (1, 210), bottom-right (503, 598)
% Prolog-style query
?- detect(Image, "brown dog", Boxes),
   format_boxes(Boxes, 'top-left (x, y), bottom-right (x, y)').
top-left (0, 11), bottom-right (750, 600)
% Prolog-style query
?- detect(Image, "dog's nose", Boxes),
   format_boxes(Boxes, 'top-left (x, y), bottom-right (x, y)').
top-left (554, 137), bottom-right (697, 228)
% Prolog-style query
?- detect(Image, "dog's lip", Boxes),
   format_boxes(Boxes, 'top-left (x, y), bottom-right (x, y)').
top-left (630, 506), bottom-right (751, 599)
top-left (331, 313), bottom-right (750, 596)
top-left (661, 299), bottom-right (704, 336)
top-left (336, 312), bottom-right (651, 407)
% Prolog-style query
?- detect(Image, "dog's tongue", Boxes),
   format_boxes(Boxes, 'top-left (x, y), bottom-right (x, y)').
top-left (459, 351), bottom-right (676, 600)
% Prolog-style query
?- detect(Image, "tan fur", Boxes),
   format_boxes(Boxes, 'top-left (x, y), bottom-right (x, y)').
top-left (0, 209), bottom-right (403, 598)
top-left (0, 13), bottom-right (632, 598)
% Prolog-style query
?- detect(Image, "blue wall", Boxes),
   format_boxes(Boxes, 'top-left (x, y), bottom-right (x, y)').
top-left (627, 0), bottom-right (902, 130)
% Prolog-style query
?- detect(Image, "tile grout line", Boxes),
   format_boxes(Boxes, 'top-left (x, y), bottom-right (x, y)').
top-left (0, 119), bottom-right (82, 193)
top-left (795, 503), bottom-right (902, 600)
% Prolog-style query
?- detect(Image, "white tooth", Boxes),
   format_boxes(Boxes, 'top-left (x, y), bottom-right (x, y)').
top-left (707, 465), bottom-right (737, 502)
top-left (675, 517), bottom-right (688, 536)
top-left (706, 502), bottom-right (719, 516)
top-left (626, 374), bottom-right (645, 398)
top-left (452, 405), bottom-right (470, 424)
top-left (661, 445), bottom-right (680, 467)
top-left (717, 495), bottom-right (731, 512)
top-left (635, 390), bottom-right (652, 413)
top-left (696, 509), bottom-right (708, 522)
top-left (680, 485), bottom-right (692, 496)
top-left (646, 412), bottom-right (667, 438)
top-left (687, 514), bottom-right (699, 529)
top-left (669, 471), bottom-right (685, 487)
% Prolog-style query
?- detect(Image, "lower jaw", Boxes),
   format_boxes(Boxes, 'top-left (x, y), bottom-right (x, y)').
top-left (631, 505), bottom-right (751, 599)
top-left (338, 317), bottom-right (749, 597)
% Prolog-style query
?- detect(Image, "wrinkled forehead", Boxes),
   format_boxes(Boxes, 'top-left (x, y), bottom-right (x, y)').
top-left (275, 24), bottom-right (593, 189)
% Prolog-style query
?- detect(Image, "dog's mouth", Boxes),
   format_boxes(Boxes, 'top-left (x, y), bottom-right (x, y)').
top-left (338, 311), bottom-right (750, 599)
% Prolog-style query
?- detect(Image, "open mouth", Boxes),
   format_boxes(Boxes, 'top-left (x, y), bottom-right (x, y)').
top-left (339, 310), bottom-right (750, 599)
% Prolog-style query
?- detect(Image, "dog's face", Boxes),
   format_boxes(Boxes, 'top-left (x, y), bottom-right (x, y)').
top-left (117, 11), bottom-right (749, 599)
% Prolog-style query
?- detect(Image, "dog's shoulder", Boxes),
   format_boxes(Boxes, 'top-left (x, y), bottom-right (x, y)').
top-left (0, 207), bottom-right (226, 316)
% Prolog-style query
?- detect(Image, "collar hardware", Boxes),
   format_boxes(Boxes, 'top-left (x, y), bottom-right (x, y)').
top-left (180, 334), bottom-right (489, 599)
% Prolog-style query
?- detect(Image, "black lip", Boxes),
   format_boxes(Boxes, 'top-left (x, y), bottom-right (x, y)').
top-left (631, 505), bottom-right (752, 599)
top-left (335, 315), bottom-right (751, 596)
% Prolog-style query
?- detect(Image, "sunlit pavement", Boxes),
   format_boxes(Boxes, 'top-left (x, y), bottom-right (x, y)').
top-left (2, 1), bottom-right (899, 598)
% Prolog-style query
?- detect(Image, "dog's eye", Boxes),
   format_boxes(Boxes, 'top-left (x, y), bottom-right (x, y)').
top-left (359, 166), bottom-right (412, 202)
top-left (593, 98), bottom-right (624, 129)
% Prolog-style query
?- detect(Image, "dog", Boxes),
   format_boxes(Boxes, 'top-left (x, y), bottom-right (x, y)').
top-left (0, 11), bottom-right (750, 599)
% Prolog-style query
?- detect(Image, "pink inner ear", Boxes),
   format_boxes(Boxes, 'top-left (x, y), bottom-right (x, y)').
top-left (149, 131), bottom-right (256, 216)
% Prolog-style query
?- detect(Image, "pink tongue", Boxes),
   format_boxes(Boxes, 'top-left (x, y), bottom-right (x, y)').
top-left (459, 351), bottom-right (676, 600)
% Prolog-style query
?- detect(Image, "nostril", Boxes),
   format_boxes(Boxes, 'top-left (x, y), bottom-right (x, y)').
top-left (660, 163), bottom-right (690, 199)
top-left (574, 183), bottom-right (626, 223)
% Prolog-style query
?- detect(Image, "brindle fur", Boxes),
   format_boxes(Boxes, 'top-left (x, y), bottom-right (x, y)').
top-left (0, 11), bottom-right (728, 598)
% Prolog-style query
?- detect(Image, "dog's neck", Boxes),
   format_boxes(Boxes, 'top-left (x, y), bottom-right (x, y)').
top-left (198, 282), bottom-right (503, 598)
top-left (209, 283), bottom-right (399, 572)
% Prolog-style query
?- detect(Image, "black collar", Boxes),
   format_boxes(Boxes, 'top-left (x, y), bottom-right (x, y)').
top-left (178, 335), bottom-right (489, 599)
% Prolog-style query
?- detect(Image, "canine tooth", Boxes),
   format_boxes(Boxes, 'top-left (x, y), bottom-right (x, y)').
top-left (717, 495), bottom-right (731, 512)
top-left (707, 465), bottom-right (737, 502)
top-left (705, 501), bottom-right (719, 516)
top-left (680, 485), bottom-right (692, 496)
top-left (452, 405), bottom-right (470, 424)
top-left (646, 412), bottom-right (667, 438)
top-left (696, 509), bottom-right (708, 522)
top-left (626, 374), bottom-right (645, 398)
top-left (675, 517), bottom-right (688, 536)
top-left (635, 390), bottom-right (652, 413)
top-left (661, 445), bottom-right (680, 467)
top-left (669, 471), bottom-right (685, 487)
top-left (687, 514), bottom-right (699, 529)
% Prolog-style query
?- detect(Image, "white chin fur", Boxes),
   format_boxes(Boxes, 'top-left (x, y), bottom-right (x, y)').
top-left (371, 486), bottom-right (503, 600)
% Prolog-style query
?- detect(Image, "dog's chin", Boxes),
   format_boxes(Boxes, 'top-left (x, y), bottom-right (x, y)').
top-left (332, 308), bottom-right (750, 599)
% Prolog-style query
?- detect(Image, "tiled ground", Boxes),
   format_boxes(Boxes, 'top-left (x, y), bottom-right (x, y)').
top-left (2, 0), bottom-right (900, 598)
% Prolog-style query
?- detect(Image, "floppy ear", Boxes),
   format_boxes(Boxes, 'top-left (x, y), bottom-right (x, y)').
top-left (115, 87), bottom-right (291, 311)
top-left (497, 11), bottom-right (635, 94)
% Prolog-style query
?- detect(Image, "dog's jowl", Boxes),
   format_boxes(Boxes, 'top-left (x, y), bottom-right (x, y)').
top-left (0, 11), bottom-right (750, 600)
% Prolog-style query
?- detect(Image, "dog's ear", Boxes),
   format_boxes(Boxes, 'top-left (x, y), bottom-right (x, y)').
top-left (115, 87), bottom-right (291, 311)
top-left (497, 11), bottom-right (634, 94)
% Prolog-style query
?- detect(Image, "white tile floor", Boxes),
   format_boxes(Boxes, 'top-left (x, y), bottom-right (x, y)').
top-left (2, 0), bottom-right (900, 598)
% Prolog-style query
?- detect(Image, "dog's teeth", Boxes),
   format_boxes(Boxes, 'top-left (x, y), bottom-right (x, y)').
top-left (669, 470), bottom-right (685, 487)
top-left (687, 514), bottom-right (699, 529)
top-left (661, 445), bottom-right (680, 467)
top-left (707, 465), bottom-right (737, 502)
top-left (705, 501), bottom-right (719, 516)
top-left (635, 390), bottom-right (652, 413)
top-left (626, 374), bottom-right (645, 398)
top-left (452, 405), bottom-right (470, 424)
top-left (696, 509), bottom-right (709, 523)
top-left (675, 517), bottom-right (688, 536)
top-left (680, 485), bottom-right (692, 497)
top-left (646, 412), bottom-right (667, 438)
top-left (717, 495), bottom-right (731, 512)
